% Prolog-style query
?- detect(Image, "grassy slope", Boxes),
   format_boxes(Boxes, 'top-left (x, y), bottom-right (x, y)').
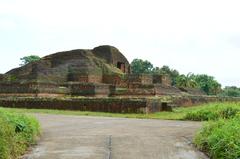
top-left (0, 109), bottom-right (40, 159)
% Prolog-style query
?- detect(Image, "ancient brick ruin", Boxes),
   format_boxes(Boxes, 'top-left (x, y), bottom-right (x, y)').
top-left (0, 45), bottom-right (204, 98)
top-left (2, 45), bottom-right (240, 113)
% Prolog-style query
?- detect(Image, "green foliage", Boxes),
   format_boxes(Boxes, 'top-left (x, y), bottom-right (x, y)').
top-left (193, 74), bottom-right (222, 95)
top-left (220, 86), bottom-right (240, 97)
top-left (20, 55), bottom-right (41, 66)
top-left (176, 73), bottom-right (198, 88)
top-left (185, 107), bottom-right (239, 121)
top-left (0, 109), bottom-right (40, 159)
top-left (0, 117), bottom-right (14, 159)
top-left (130, 59), bottom-right (153, 74)
top-left (185, 110), bottom-right (218, 121)
top-left (194, 117), bottom-right (240, 159)
top-left (175, 73), bottom-right (222, 95)
top-left (185, 103), bottom-right (240, 158)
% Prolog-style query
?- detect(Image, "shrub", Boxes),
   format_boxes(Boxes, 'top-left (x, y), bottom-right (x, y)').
top-left (0, 109), bottom-right (40, 159)
top-left (184, 110), bottom-right (218, 121)
top-left (194, 117), bottom-right (240, 159)
top-left (184, 103), bottom-right (240, 121)
top-left (218, 107), bottom-right (239, 119)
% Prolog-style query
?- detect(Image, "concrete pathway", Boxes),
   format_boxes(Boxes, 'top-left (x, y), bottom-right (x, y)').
top-left (23, 114), bottom-right (208, 159)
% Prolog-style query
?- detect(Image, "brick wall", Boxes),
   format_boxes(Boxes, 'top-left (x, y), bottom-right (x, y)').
top-left (0, 96), bottom-right (239, 113)
top-left (0, 97), bottom-right (163, 113)
top-left (68, 83), bottom-right (110, 97)
top-left (153, 75), bottom-right (171, 86)
top-left (127, 74), bottom-right (153, 85)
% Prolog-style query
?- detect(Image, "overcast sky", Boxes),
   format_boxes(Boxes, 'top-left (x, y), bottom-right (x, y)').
top-left (0, 0), bottom-right (239, 87)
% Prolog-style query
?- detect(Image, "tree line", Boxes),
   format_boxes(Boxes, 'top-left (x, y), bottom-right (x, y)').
top-left (131, 58), bottom-right (239, 96)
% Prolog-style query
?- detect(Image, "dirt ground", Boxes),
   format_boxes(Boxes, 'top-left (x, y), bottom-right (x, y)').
top-left (23, 114), bottom-right (208, 159)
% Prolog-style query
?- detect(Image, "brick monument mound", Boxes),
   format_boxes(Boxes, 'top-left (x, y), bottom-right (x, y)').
top-left (0, 45), bottom-right (204, 97)
top-left (0, 45), bottom-right (216, 113)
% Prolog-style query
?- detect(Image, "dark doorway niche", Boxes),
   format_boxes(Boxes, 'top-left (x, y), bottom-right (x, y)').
top-left (117, 62), bottom-right (125, 73)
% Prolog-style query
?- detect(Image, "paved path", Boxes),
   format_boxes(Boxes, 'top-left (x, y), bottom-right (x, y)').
top-left (23, 114), bottom-right (208, 159)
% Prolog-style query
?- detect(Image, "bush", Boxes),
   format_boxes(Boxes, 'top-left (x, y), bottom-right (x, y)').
top-left (194, 117), bottom-right (240, 159)
top-left (184, 110), bottom-right (218, 121)
top-left (184, 103), bottom-right (240, 121)
top-left (0, 109), bottom-right (40, 159)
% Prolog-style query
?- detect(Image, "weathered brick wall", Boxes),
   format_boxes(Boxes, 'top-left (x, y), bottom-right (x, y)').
top-left (92, 45), bottom-right (130, 73)
top-left (0, 96), bottom-right (239, 113)
top-left (154, 85), bottom-right (182, 95)
top-left (94, 84), bottom-right (111, 97)
top-left (178, 87), bottom-right (206, 96)
top-left (88, 75), bottom-right (102, 83)
top-left (127, 74), bottom-right (153, 85)
top-left (128, 84), bottom-right (154, 89)
top-left (161, 75), bottom-right (171, 86)
top-left (0, 74), bottom-right (3, 81)
top-left (0, 83), bottom-right (37, 93)
top-left (0, 82), bottom-right (68, 94)
top-left (68, 83), bottom-right (110, 97)
top-left (103, 75), bottom-right (121, 85)
top-left (111, 84), bottom-right (155, 96)
top-left (68, 83), bottom-right (95, 96)
top-left (68, 73), bottom-right (103, 83)
top-left (68, 73), bottom-right (89, 82)
top-left (111, 84), bottom-right (183, 96)
top-left (153, 75), bottom-right (171, 86)
top-left (0, 97), bottom-right (163, 113)
top-left (67, 74), bottom-right (102, 83)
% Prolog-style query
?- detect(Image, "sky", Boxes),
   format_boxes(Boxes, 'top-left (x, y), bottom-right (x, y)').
top-left (0, 0), bottom-right (239, 87)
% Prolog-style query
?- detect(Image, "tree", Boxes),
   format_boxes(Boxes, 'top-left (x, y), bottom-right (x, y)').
top-left (192, 74), bottom-right (222, 95)
top-left (176, 73), bottom-right (198, 88)
top-left (20, 55), bottom-right (41, 66)
top-left (220, 86), bottom-right (240, 97)
top-left (175, 73), bottom-right (222, 95)
top-left (130, 59), bottom-right (153, 74)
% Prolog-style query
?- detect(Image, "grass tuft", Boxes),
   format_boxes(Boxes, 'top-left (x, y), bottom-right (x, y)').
top-left (0, 108), bottom-right (40, 159)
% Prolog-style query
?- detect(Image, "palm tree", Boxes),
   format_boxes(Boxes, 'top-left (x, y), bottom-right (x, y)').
top-left (176, 73), bottom-right (198, 88)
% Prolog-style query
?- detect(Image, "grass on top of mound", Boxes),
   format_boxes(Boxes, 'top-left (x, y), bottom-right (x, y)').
top-left (0, 108), bottom-right (40, 159)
